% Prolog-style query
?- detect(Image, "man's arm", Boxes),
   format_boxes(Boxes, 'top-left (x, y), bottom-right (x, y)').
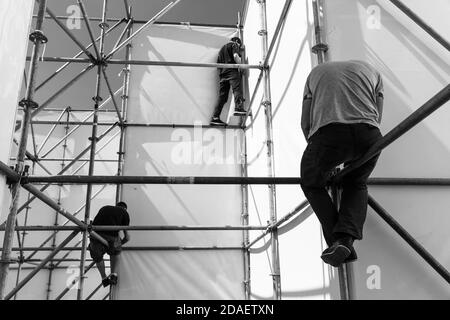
top-left (121, 230), bottom-right (130, 245)
top-left (376, 92), bottom-right (384, 123)
top-left (233, 52), bottom-right (241, 64)
top-left (301, 96), bottom-right (312, 140)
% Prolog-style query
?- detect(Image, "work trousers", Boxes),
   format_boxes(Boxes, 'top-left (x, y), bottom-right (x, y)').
top-left (213, 70), bottom-right (244, 118)
top-left (300, 123), bottom-right (382, 245)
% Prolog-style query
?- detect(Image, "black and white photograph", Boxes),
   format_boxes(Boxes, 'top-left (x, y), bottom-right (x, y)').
top-left (0, 0), bottom-right (448, 309)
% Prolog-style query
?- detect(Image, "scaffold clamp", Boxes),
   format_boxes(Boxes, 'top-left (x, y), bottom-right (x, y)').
top-left (312, 43), bottom-right (329, 54)
top-left (99, 22), bottom-right (110, 29)
top-left (29, 30), bottom-right (48, 44)
top-left (19, 99), bottom-right (39, 109)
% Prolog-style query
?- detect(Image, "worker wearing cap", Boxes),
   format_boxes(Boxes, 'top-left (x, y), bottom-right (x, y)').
top-left (210, 37), bottom-right (247, 126)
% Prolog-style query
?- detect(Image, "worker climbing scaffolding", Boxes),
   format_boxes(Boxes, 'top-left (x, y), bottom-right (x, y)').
top-left (300, 60), bottom-right (384, 267)
top-left (210, 37), bottom-right (247, 126)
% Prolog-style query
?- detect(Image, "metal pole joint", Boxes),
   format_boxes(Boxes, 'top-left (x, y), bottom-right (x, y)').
top-left (92, 96), bottom-right (103, 103)
top-left (19, 99), bottom-right (39, 109)
top-left (258, 29), bottom-right (267, 36)
top-left (29, 30), bottom-right (48, 44)
top-left (311, 43), bottom-right (329, 54)
top-left (99, 22), bottom-right (110, 29)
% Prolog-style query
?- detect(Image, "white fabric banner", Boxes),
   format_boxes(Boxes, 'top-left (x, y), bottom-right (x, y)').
top-left (0, 0), bottom-right (34, 220)
top-left (113, 25), bottom-right (245, 299)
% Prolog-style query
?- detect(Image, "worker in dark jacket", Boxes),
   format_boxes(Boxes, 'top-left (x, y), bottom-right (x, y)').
top-left (88, 201), bottom-right (130, 287)
top-left (210, 37), bottom-right (246, 126)
top-left (300, 60), bottom-right (384, 267)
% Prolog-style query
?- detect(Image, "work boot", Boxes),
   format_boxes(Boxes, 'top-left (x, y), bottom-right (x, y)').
top-left (233, 107), bottom-right (247, 116)
top-left (101, 277), bottom-right (110, 287)
top-left (210, 117), bottom-right (226, 126)
top-left (321, 238), bottom-right (353, 267)
top-left (109, 273), bottom-right (118, 286)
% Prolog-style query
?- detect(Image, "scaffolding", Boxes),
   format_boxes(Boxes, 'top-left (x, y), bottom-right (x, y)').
top-left (0, 0), bottom-right (449, 300)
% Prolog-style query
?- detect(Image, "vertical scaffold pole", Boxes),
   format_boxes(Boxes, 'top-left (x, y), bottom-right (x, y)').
top-left (257, 0), bottom-right (281, 300)
top-left (46, 109), bottom-right (70, 299)
top-left (116, 13), bottom-right (133, 203)
top-left (77, 0), bottom-right (109, 300)
top-left (0, 0), bottom-right (48, 300)
top-left (237, 11), bottom-right (251, 300)
top-left (311, 0), bottom-right (354, 300)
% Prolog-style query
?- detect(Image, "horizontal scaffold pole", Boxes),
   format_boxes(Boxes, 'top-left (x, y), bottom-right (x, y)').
top-left (30, 57), bottom-right (263, 70)
top-left (368, 178), bottom-right (450, 186)
top-left (0, 225), bottom-right (267, 231)
top-left (107, 59), bottom-right (263, 69)
top-left (23, 176), bottom-right (302, 185)
top-left (5, 246), bottom-right (244, 251)
top-left (30, 121), bottom-right (245, 129)
top-left (7, 172), bottom-right (450, 186)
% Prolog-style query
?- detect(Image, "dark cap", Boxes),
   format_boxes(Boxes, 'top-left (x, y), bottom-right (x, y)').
top-left (231, 37), bottom-right (242, 45)
top-left (116, 201), bottom-right (127, 209)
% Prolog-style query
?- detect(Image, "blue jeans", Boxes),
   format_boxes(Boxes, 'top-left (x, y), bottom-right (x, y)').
top-left (300, 123), bottom-right (382, 245)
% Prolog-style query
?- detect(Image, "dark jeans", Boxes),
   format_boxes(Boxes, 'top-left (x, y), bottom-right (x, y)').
top-left (88, 234), bottom-right (122, 263)
top-left (212, 70), bottom-right (244, 118)
top-left (300, 123), bottom-right (382, 246)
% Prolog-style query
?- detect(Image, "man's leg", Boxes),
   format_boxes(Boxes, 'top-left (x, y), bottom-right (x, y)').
top-left (229, 71), bottom-right (246, 114)
top-left (88, 241), bottom-right (110, 287)
top-left (110, 253), bottom-right (119, 274)
top-left (211, 78), bottom-right (230, 124)
top-left (96, 260), bottom-right (107, 280)
top-left (300, 131), bottom-right (349, 246)
top-left (334, 125), bottom-right (382, 241)
top-left (334, 154), bottom-right (380, 240)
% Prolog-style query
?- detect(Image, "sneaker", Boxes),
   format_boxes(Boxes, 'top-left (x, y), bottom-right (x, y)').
top-left (210, 117), bottom-right (226, 126)
top-left (109, 273), bottom-right (118, 286)
top-left (321, 240), bottom-right (352, 267)
top-left (101, 277), bottom-right (111, 287)
top-left (233, 107), bottom-right (247, 116)
top-left (344, 246), bottom-right (358, 263)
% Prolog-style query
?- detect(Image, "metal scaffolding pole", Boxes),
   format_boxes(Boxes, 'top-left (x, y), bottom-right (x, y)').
top-left (31, 63), bottom-right (96, 118)
top-left (334, 84), bottom-right (450, 183)
top-left (45, 109), bottom-right (70, 300)
top-left (257, 0), bottom-right (281, 300)
top-left (77, 0), bottom-right (108, 300)
top-left (311, 0), bottom-right (352, 300)
top-left (4, 230), bottom-right (79, 300)
top-left (39, 89), bottom-right (122, 158)
top-left (1, 225), bottom-right (266, 232)
top-left (36, 107), bottom-right (69, 155)
top-left (368, 195), bottom-right (450, 283)
top-left (45, 6), bottom-right (96, 61)
top-left (388, 0), bottom-right (450, 52)
top-left (116, 16), bottom-right (133, 203)
top-left (247, 201), bottom-right (309, 249)
top-left (23, 175), bottom-right (302, 184)
top-left (35, 19), bottom-right (123, 92)
top-left (13, 162), bottom-right (37, 300)
top-left (77, 0), bottom-right (101, 59)
top-left (105, 0), bottom-right (182, 59)
top-left (55, 261), bottom-right (95, 300)
top-left (6, 124), bottom-right (119, 222)
top-left (0, 0), bottom-right (48, 300)
top-left (23, 186), bottom-right (106, 262)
